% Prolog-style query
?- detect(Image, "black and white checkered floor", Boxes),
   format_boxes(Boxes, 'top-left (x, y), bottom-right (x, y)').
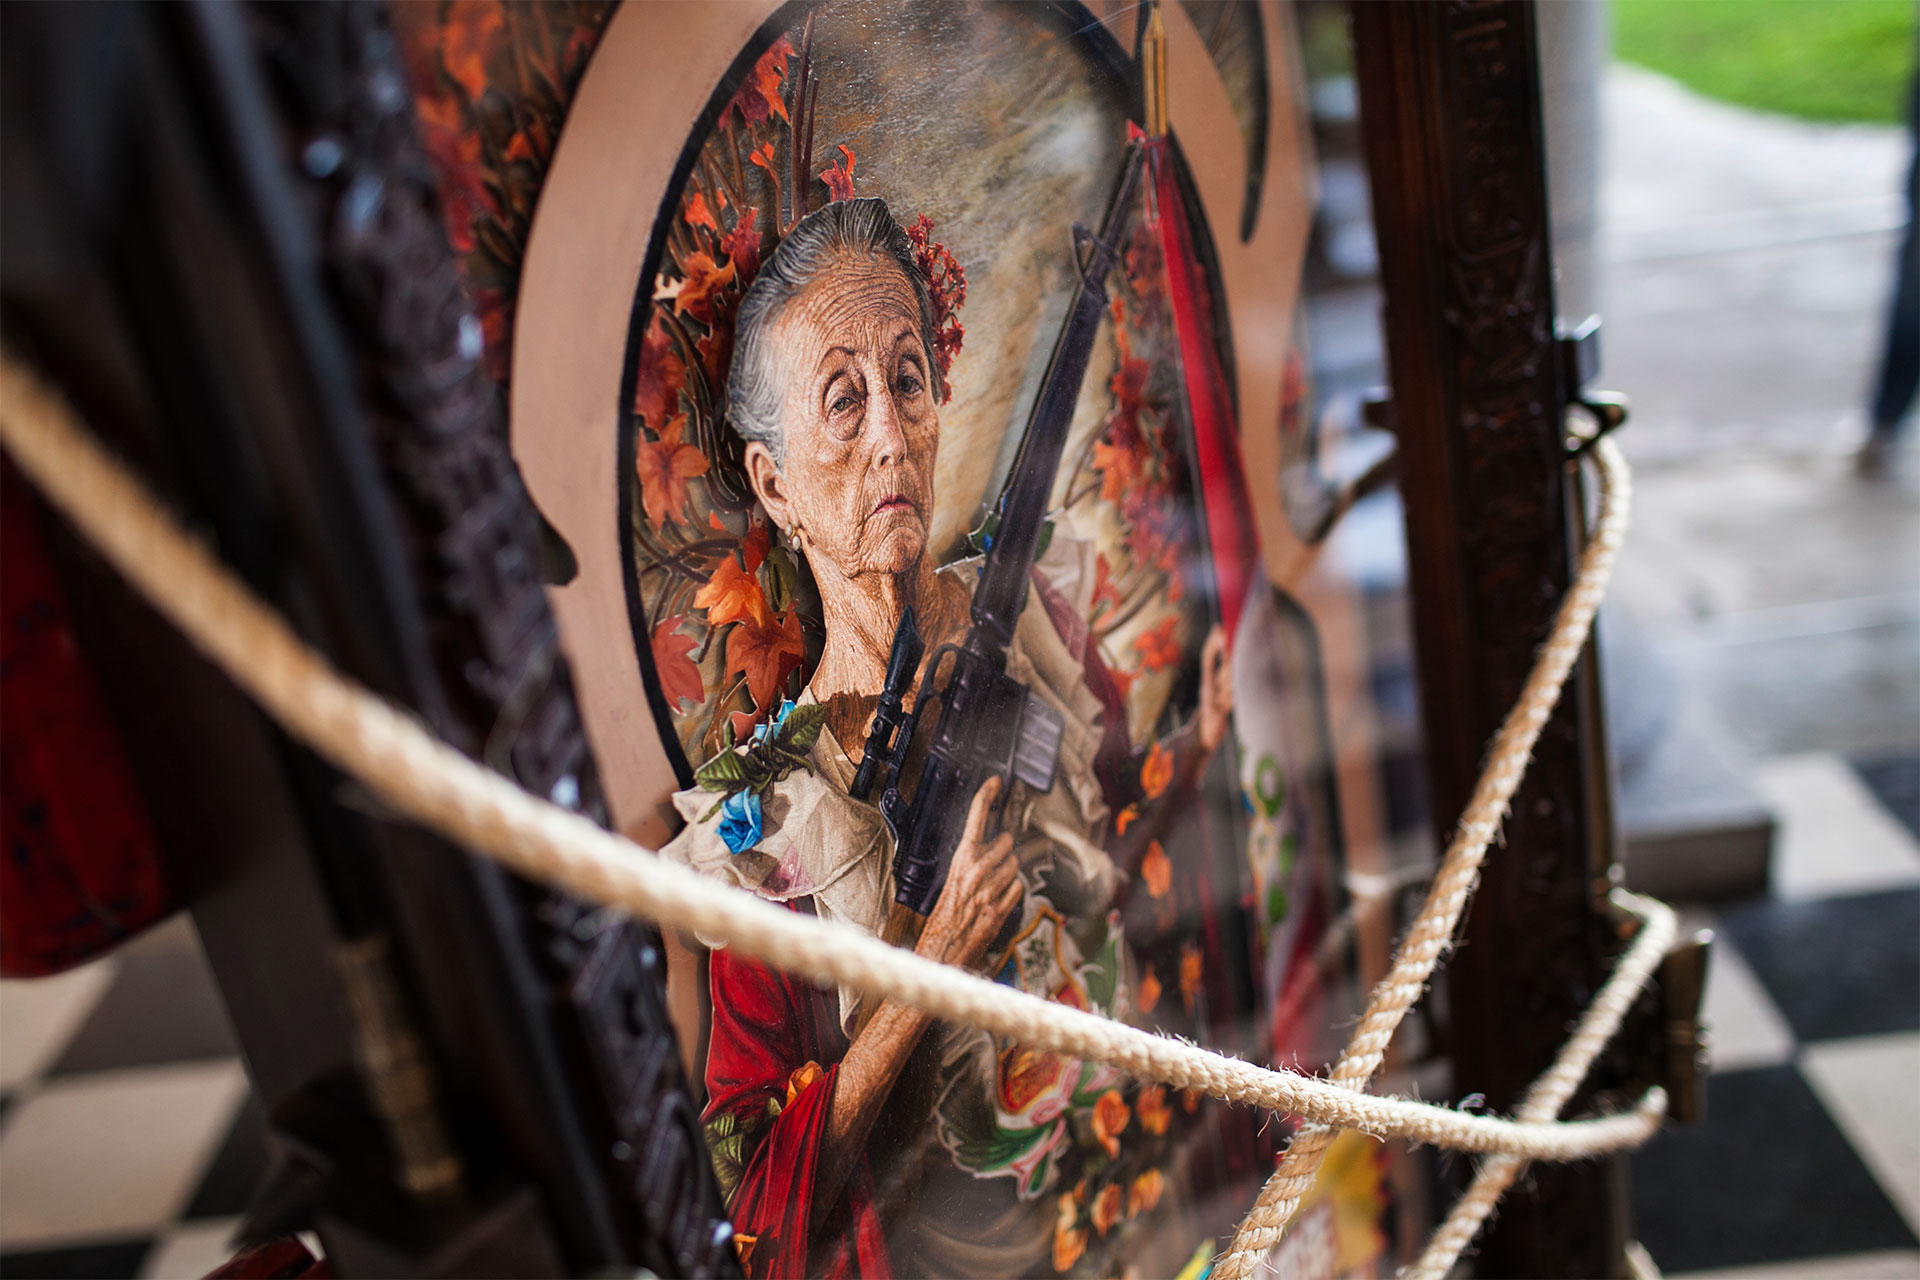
top-left (0, 751), bottom-right (1914, 1279)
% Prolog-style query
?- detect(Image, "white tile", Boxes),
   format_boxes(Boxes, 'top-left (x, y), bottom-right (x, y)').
top-left (0, 958), bottom-right (118, 1089)
top-left (1802, 1033), bottom-right (1920, 1237)
top-left (1669, 1250), bottom-right (1920, 1280)
top-left (1758, 754), bottom-right (1920, 900)
top-left (139, 1217), bottom-right (241, 1280)
top-left (0, 1060), bottom-right (246, 1249)
top-left (1701, 925), bottom-right (1797, 1073)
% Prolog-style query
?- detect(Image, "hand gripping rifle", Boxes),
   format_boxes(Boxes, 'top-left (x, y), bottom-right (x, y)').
top-left (851, 137), bottom-right (1147, 918)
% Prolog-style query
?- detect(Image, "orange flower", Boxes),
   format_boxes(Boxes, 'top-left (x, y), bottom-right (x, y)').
top-left (726, 608), bottom-right (806, 710)
top-left (1140, 841), bottom-right (1171, 899)
top-left (1136, 1086), bottom-right (1171, 1136)
top-left (1091, 1089), bottom-right (1130, 1158)
top-left (1140, 741), bottom-right (1173, 800)
top-left (674, 251), bottom-right (737, 326)
top-left (1179, 941), bottom-right (1203, 1013)
top-left (1053, 1195), bottom-right (1087, 1271)
top-left (1134, 616), bottom-right (1181, 672)
top-left (694, 554), bottom-right (771, 629)
top-left (1090, 1182), bottom-right (1124, 1235)
top-left (784, 1060), bottom-right (822, 1107)
top-left (635, 414), bottom-right (709, 527)
top-left (1137, 967), bottom-right (1161, 1013)
top-left (1128, 1168), bottom-right (1165, 1217)
top-left (651, 617), bottom-right (704, 711)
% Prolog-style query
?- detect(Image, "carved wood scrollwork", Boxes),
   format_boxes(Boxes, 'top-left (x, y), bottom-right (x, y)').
top-left (1353, 2), bottom-right (1625, 1273)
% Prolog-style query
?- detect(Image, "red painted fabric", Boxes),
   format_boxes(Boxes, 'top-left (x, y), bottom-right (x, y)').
top-left (1, 462), bottom-right (173, 976)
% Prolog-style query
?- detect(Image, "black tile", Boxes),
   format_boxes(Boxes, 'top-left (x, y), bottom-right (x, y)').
top-left (1719, 888), bottom-right (1920, 1042)
top-left (0, 1238), bottom-right (152, 1279)
top-left (48, 942), bottom-right (238, 1076)
top-left (1631, 1064), bottom-right (1919, 1272)
top-left (1853, 751), bottom-right (1920, 843)
top-left (184, 1093), bottom-right (271, 1220)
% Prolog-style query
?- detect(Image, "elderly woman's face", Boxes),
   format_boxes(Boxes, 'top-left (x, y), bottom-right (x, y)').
top-left (748, 252), bottom-right (938, 579)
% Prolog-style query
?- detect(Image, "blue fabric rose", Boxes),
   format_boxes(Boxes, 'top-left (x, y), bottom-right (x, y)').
top-left (717, 789), bottom-right (764, 855)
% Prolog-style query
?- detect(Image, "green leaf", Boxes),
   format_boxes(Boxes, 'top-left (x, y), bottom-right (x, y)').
top-left (776, 702), bottom-right (827, 753)
top-left (696, 750), bottom-right (747, 792)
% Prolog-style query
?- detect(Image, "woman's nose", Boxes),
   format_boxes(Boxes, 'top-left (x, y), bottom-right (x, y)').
top-left (869, 383), bottom-right (909, 464)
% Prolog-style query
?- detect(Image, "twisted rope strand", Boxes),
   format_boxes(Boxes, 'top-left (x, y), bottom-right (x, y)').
top-left (1212, 432), bottom-right (1633, 1280)
top-left (0, 352), bottom-right (1662, 1267)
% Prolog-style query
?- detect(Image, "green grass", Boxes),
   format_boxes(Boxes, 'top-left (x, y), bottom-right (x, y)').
top-left (1613, 0), bottom-right (1916, 124)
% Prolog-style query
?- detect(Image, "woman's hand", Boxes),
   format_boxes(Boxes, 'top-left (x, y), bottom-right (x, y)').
top-left (914, 776), bottom-right (1023, 974)
top-left (1198, 625), bottom-right (1235, 755)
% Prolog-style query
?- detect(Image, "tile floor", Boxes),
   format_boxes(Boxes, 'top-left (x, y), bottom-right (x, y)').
top-left (0, 754), bottom-right (1914, 1278)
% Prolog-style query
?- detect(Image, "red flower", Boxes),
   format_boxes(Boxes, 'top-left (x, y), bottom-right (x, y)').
top-left (693, 554), bottom-right (770, 630)
top-left (722, 36), bottom-right (794, 130)
top-left (674, 251), bottom-right (736, 326)
top-left (635, 414), bottom-right (709, 528)
top-left (651, 617), bottom-right (705, 711)
top-left (632, 314), bottom-right (686, 429)
top-left (727, 608), bottom-right (806, 709)
top-left (820, 144), bottom-right (857, 202)
top-left (1133, 617), bottom-right (1181, 672)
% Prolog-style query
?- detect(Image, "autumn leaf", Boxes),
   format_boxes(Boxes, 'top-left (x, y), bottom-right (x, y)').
top-left (440, 0), bottom-right (506, 102)
top-left (721, 209), bottom-right (762, 281)
top-left (1134, 616), bottom-right (1181, 672)
top-left (820, 144), bottom-right (856, 202)
top-left (740, 516), bottom-right (772, 573)
top-left (1140, 741), bottom-right (1173, 800)
top-left (632, 313), bottom-right (686, 428)
top-left (635, 414), bottom-right (709, 527)
top-left (651, 617), bottom-right (705, 711)
top-left (1091, 553), bottom-right (1120, 618)
top-left (684, 190), bottom-right (720, 235)
top-left (1141, 840), bottom-right (1171, 899)
top-left (727, 607), bottom-right (806, 709)
top-left (722, 35), bottom-right (794, 129)
top-left (674, 251), bottom-right (736, 326)
top-left (1092, 433), bottom-right (1142, 507)
top-left (749, 140), bottom-right (778, 177)
top-left (695, 553), bottom-right (771, 630)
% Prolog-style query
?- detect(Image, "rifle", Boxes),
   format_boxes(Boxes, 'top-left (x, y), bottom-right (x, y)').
top-left (853, 137), bottom-right (1147, 917)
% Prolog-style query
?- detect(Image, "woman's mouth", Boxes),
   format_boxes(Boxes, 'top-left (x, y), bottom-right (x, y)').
top-left (871, 494), bottom-right (915, 517)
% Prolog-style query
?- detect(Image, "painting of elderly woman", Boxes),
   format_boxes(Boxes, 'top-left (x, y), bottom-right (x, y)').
top-left (591, 7), bottom-right (1359, 1277)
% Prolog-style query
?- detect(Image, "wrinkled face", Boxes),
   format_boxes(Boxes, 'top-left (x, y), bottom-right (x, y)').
top-left (744, 252), bottom-right (939, 579)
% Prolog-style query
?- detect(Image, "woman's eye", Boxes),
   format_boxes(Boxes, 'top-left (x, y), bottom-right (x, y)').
top-left (829, 392), bottom-right (858, 416)
top-left (897, 371), bottom-right (923, 398)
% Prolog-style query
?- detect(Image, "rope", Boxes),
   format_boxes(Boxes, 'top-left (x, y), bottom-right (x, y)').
top-left (1211, 405), bottom-right (1636, 1279)
top-left (0, 351), bottom-right (1665, 1274)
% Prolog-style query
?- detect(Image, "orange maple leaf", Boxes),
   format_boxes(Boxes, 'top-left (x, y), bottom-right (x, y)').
top-left (674, 251), bottom-right (736, 326)
top-left (1091, 553), bottom-right (1120, 618)
top-left (635, 414), bottom-right (709, 527)
top-left (1092, 434), bottom-right (1142, 507)
top-left (439, 0), bottom-right (505, 102)
top-left (723, 36), bottom-right (794, 129)
top-left (1134, 616), bottom-right (1181, 672)
top-left (740, 517), bottom-right (772, 573)
top-left (694, 553), bottom-right (771, 630)
top-left (1141, 840), bottom-right (1171, 899)
top-left (684, 190), bottom-right (720, 234)
top-left (650, 617), bottom-right (705, 711)
top-left (727, 607), bottom-right (806, 710)
top-left (721, 209), bottom-right (762, 280)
